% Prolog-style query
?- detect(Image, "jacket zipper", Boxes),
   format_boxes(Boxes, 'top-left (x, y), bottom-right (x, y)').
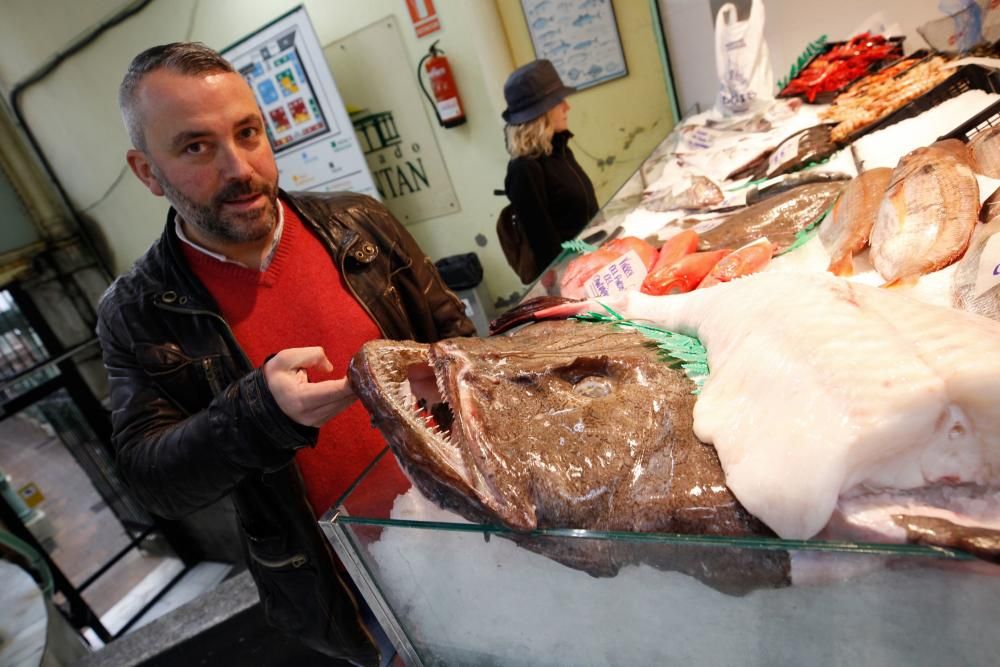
top-left (202, 357), bottom-right (224, 395)
top-left (153, 302), bottom-right (254, 372)
top-left (249, 551), bottom-right (308, 569)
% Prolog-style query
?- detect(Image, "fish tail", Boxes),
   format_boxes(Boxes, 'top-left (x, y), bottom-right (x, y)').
top-left (880, 275), bottom-right (919, 289)
top-left (827, 252), bottom-right (855, 277)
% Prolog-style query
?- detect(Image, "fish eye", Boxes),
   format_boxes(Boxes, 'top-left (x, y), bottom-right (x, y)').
top-left (574, 376), bottom-right (612, 398)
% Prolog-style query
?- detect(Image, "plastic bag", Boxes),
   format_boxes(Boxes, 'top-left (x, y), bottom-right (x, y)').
top-left (714, 0), bottom-right (774, 116)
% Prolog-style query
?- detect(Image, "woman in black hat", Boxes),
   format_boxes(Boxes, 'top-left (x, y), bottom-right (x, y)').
top-left (503, 59), bottom-right (598, 276)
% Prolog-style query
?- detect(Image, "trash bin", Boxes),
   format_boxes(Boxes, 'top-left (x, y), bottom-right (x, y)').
top-left (435, 253), bottom-right (493, 336)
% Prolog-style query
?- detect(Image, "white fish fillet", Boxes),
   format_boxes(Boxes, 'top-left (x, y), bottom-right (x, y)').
top-left (597, 272), bottom-right (1000, 539)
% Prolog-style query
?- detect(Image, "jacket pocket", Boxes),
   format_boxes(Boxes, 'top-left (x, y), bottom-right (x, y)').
top-left (248, 544), bottom-right (317, 633)
top-left (244, 533), bottom-right (377, 663)
top-left (134, 343), bottom-right (226, 415)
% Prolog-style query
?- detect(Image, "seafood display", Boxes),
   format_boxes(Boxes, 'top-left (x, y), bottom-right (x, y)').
top-left (820, 55), bottom-right (952, 142)
top-left (870, 142), bottom-right (979, 285)
top-left (735, 125), bottom-right (838, 181)
top-left (559, 236), bottom-right (658, 299)
top-left (697, 182), bottom-right (845, 253)
top-left (698, 237), bottom-right (773, 287)
top-left (853, 89), bottom-right (1000, 171)
top-left (778, 34), bottom-right (902, 103)
top-left (349, 35), bottom-right (1000, 594)
top-left (349, 320), bottom-right (788, 587)
top-left (819, 167), bottom-right (892, 276)
top-left (495, 272), bottom-right (1000, 560)
top-left (641, 175), bottom-right (724, 212)
top-left (952, 188), bottom-right (1000, 320)
top-left (969, 125), bottom-right (1000, 178)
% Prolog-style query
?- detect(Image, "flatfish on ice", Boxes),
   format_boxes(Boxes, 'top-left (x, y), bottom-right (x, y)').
top-left (952, 187), bottom-right (1000, 321)
top-left (698, 182), bottom-right (845, 254)
top-left (819, 167), bottom-right (892, 276)
top-left (969, 126), bottom-right (1000, 178)
top-left (870, 142), bottom-right (980, 286)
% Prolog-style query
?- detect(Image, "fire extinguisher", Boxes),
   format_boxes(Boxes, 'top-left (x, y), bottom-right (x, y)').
top-left (417, 40), bottom-right (467, 128)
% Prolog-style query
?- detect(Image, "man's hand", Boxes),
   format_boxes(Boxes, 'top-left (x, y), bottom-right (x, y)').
top-left (263, 347), bottom-right (355, 427)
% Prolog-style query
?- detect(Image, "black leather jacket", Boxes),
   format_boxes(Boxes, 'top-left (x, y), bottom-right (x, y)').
top-left (96, 190), bottom-right (475, 664)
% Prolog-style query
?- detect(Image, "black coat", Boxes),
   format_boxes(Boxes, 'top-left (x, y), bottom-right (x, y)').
top-left (504, 130), bottom-right (599, 270)
top-left (96, 190), bottom-right (474, 665)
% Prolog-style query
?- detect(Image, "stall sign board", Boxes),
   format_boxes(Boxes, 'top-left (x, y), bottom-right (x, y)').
top-left (326, 17), bottom-right (459, 224)
top-left (222, 6), bottom-right (378, 198)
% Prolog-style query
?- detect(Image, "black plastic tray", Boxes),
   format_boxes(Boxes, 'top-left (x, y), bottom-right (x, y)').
top-left (777, 37), bottom-right (904, 105)
top-left (939, 96), bottom-right (1000, 142)
top-left (841, 63), bottom-right (1000, 145)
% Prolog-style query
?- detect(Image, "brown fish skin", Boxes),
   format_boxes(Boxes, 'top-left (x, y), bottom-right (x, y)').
top-left (820, 168), bottom-right (892, 276)
top-left (969, 126), bottom-right (1000, 178)
top-left (894, 515), bottom-right (1000, 564)
top-left (349, 321), bottom-right (788, 588)
top-left (952, 188), bottom-right (1000, 321)
top-left (870, 144), bottom-right (980, 286)
top-left (698, 182), bottom-right (845, 253)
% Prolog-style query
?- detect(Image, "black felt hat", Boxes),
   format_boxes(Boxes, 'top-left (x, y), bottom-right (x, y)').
top-left (502, 59), bottom-right (576, 124)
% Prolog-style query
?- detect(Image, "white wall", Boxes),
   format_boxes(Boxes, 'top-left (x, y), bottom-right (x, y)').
top-left (659, 0), bottom-right (948, 114)
top-left (0, 0), bottom-right (522, 304)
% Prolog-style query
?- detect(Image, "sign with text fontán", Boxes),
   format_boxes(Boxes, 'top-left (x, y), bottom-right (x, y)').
top-left (327, 16), bottom-right (458, 225)
top-left (222, 6), bottom-right (378, 198)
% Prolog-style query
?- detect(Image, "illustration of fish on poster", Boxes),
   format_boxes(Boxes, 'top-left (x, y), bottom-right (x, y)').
top-left (222, 6), bottom-right (378, 198)
top-left (521, 0), bottom-right (628, 89)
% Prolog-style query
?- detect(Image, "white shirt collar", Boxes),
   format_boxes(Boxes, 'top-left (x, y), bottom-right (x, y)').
top-left (174, 200), bottom-right (285, 272)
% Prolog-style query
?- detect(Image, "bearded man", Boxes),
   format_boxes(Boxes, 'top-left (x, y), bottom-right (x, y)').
top-left (96, 42), bottom-right (473, 665)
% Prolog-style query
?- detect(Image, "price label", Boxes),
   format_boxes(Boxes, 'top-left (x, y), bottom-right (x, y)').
top-left (681, 126), bottom-right (721, 152)
top-left (766, 132), bottom-right (803, 176)
top-left (973, 233), bottom-right (1000, 298)
top-left (584, 250), bottom-right (648, 298)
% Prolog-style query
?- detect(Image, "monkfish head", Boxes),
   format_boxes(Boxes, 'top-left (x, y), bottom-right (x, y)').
top-left (348, 321), bottom-right (697, 532)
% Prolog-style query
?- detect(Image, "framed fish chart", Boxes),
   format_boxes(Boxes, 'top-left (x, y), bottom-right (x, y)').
top-left (521, 0), bottom-right (628, 90)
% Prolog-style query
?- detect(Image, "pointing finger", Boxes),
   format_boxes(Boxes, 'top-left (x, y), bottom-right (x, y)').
top-left (273, 347), bottom-right (334, 373)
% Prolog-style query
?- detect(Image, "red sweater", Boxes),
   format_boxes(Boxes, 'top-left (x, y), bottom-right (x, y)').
top-left (181, 202), bottom-right (387, 517)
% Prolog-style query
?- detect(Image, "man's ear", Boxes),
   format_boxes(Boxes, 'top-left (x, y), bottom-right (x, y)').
top-left (126, 149), bottom-right (165, 197)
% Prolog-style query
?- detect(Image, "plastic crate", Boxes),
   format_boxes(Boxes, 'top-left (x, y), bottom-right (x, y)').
top-left (777, 36), bottom-right (904, 105)
top-left (939, 96), bottom-right (1000, 142)
top-left (841, 63), bottom-right (1000, 144)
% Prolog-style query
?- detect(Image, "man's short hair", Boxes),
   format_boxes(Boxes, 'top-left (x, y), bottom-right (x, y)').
top-left (119, 42), bottom-right (236, 150)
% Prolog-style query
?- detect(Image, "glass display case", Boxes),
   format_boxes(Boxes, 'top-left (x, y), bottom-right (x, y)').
top-left (322, 121), bottom-right (1000, 665)
top-left (321, 448), bottom-right (998, 667)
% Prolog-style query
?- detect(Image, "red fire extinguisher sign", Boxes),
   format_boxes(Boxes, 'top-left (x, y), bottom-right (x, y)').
top-left (406, 0), bottom-right (442, 38)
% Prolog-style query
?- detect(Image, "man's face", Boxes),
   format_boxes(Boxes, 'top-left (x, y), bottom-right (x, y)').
top-left (126, 69), bottom-right (279, 244)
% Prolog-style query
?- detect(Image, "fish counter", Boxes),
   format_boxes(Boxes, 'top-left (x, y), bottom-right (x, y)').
top-left (322, 52), bottom-right (1000, 667)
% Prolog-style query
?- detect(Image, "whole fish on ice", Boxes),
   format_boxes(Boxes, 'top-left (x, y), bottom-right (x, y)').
top-left (870, 141), bottom-right (979, 286)
top-left (698, 182), bottom-right (844, 254)
top-left (819, 167), bottom-right (891, 276)
top-left (495, 272), bottom-right (1000, 561)
top-left (969, 126), bottom-right (1000, 178)
top-left (952, 186), bottom-right (1000, 321)
top-left (349, 320), bottom-right (788, 588)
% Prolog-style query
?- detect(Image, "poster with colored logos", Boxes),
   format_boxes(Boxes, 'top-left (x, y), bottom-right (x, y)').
top-left (222, 6), bottom-right (378, 197)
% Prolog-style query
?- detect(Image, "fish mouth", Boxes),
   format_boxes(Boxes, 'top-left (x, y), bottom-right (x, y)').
top-left (349, 339), bottom-right (532, 528)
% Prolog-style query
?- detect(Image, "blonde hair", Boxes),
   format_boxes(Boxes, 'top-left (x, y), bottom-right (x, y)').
top-left (505, 112), bottom-right (555, 159)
